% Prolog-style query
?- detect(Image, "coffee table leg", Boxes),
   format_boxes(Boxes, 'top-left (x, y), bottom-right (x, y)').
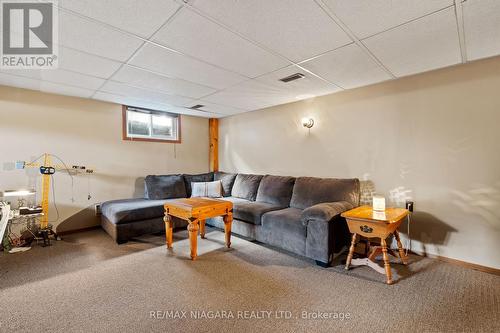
top-left (345, 233), bottom-right (357, 270)
top-left (223, 212), bottom-right (232, 248)
top-left (381, 238), bottom-right (393, 284)
top-left (200, 219), bottom-right (206, 239)
top-left (188, 219), bottom-right (199, 260)
top-left (393, 230), bottom-right (408, 265)
top-left (164, 215), bottom-right (173, 249)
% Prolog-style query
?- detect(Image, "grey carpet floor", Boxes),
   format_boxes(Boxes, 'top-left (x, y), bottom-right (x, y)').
top-left (0, 228), bottom-right (498, 333)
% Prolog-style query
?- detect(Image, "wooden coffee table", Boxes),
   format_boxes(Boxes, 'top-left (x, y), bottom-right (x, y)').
top-left (163, 198), bottom-right (233, 260)
top-left (342, 206), bottom-right (409, 284)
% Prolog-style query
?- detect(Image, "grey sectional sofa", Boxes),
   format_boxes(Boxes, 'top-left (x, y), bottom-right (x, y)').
top-left (101, 172), bottom-right (359, 267)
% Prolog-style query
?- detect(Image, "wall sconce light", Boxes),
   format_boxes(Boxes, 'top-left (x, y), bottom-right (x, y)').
top-left (301, 117), bottom-right (314, 129)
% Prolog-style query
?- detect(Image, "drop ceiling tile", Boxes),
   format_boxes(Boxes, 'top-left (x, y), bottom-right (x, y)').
top-left (184, 101), bottom-right (246, 116)
top-left (99, 80), bottom-right (195, 107)
top-left (255, 65), bottom-right (341, 99)
top-left (59, 0), bottom-right (181, 38)
top-left (363, 7), bottom-right (461, 77)
top-left (167, 107), bottom-right (218, 118)
top-left (324, 0), bottom-right (453, 39)
top-left (203, 79), bottom-right (295, 111)
top-left (94, 91), bottom-right (217, 117)
top-left (93, 91), bottom-right (173, 111)
top-left (0, 72), bottom-right (94, 98)
top-left (463, 0), bottom-right (500, 61)
top-left (152, 9), bottom-right (288, 78)
top-left (191, 0), bottom-right (352, 62)
top-left (59, 47), bottom-right (122, 79)
top-left (300, 44), bottom-right (391, 89)
top-left (0, 73), bottom-right (40, 91)
top-left (59, 11), bottom-right (144, 62)
top-left (111, 65), bottom-right (216, 99)
top-left (129, 43), bottom-right (246, 89)
top-left (39, 81), bottom-right (95, 98)
top-left (0, 68), bottom-right (105, 90)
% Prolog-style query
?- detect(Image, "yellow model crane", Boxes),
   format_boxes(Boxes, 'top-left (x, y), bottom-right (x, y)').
top-left (21, 153), bottom-right (94, 229)
top-left (24, 153), bottom-right (53, 228)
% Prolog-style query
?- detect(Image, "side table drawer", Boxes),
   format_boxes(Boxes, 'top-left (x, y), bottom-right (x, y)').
top-left (345, 219), bottom-right (397, 238)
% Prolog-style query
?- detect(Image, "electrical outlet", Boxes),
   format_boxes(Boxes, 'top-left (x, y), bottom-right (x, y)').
top-left (405, 201), bottom-right (414, 212)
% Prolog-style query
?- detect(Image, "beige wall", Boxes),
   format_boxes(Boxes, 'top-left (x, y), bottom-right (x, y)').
top-left (219, 56), bottom-right (500, 269)
top-left (0, 86), bottom-right (209, 232)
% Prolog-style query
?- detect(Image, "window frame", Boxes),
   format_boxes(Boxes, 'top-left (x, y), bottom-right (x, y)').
top-left (122, 105), bottom-right (181, 143)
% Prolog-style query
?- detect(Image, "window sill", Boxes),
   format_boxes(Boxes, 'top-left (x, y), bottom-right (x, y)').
top-left (122, 136), bottom-right (181, 144)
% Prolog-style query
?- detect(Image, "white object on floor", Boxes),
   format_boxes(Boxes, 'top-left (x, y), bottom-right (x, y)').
top-left (9, 247), bottom-right (31, 253)
top-left (350, 258), bottom-right (386, 275)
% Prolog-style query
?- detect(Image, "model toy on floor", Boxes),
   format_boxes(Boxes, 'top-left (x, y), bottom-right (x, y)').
top-left (1, 153), bottom-right (95, 251)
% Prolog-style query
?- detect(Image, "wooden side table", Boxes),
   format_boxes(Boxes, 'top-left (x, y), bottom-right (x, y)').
top-left (341, 206), bottom-right (409, 284)
top-left (164, 198), bottom-right (233, 260)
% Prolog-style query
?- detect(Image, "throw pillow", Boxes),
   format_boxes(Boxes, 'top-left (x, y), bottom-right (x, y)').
top-left (191, 180), bottom-right (222, 198)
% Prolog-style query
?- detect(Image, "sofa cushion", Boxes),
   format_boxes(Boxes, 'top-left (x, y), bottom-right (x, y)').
top-left (260, 208), bottom-right (306, 255)
top-left (145, 175), bottom-right (186, 200)
top-left (183, 172), bottom-right (214, 197)
top-left (101, 198), bottom-right (168, 225)
top-left (256, 175), bottom-right (295, 207)
top-left (214, 171), bottom-right (237, 197)
top-left (231, 174), bottom-right (263, 201)
top-left (290, 177), bottom-right (360, 209)
top-left (223, 196), bottom-right (251, 205)
top-left (233, 201), bottom-right (283, 225)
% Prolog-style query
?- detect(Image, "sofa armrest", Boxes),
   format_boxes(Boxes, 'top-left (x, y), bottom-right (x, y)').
top-left (301, 201), bottom-right (354, 226)
top-left (303, 201), bottom-right (354, 264)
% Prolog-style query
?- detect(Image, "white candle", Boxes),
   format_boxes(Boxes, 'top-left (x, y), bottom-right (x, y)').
top-left (372, 195), bottom-right (386, 212)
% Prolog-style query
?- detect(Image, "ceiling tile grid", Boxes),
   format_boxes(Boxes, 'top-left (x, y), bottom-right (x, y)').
top-left (94, 91), bottom-right (175, 113)
top-left (0, 68), bottom-right (105, 90)
top-left (58, 11), bottom-right (144, 63)
top-left (185, 101), bottom-right (247, 116)
top-left (111, 65), bottom-right (217, 99)
top-left (0, 72), bottom-right (95, 99)
top-left (58, 0), bottom-right (181, 39)
top-left (362, 7), bottom-right (462, 78)
top-left (58, 47), bottom-right (123, 79)
top-left (99, 80), bottom-right (196, 107)
top-left (255, 65), bottom-right (342, 99)
top-left (300, 43), bottom-right (392, 89)
top-left (152, 8), bottom-right (289, 78)
top-left (203, 79), bottom-right (301, 111)
top-left (129, 43), bottom-right (248, 90)
top-left (323, 0), bottom-right (454, 39)
top-left (190, 0), bottom-right (353, 63)
top-left (1, 0), bottom-right (499, 118)
top-left (463, 0), bottom-right (500, 61)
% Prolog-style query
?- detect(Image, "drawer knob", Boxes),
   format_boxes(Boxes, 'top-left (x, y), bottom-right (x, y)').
top-left (360, 225), bottom-right (373, 233)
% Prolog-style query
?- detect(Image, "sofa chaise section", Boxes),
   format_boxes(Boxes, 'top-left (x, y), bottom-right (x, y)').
top-left (101, 198), bottom-right (187, 244)
top-left (101, 172), bottom-right (237, 243)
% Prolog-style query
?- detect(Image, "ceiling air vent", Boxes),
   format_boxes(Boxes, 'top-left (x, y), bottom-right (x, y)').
top-left (189, 104), bottom-right (205, 110)
top-left (279, 73), bottom-right (305, 83)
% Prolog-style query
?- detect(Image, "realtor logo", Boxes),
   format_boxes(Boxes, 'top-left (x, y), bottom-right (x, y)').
top-left (1, 0), bottom-right (58, 68)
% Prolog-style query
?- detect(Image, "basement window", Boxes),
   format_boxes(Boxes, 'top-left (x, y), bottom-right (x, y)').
top-left (122, 106), bottom-right (181, 143)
